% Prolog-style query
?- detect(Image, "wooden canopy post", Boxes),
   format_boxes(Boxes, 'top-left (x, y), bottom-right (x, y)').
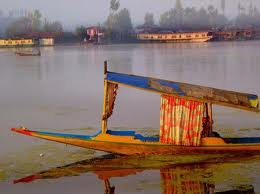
top-left (101, 61), bottom-right (108, 134)
top-left (207, 102), bottom-right (213, 136)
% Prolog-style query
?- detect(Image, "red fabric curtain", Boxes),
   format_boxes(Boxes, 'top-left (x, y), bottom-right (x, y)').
top-left (160, 168), bottom-right (215, 194)
top-left (102, 82), bottom-right (118, 120)
top-left (159, 95), bottom-right (204, 146)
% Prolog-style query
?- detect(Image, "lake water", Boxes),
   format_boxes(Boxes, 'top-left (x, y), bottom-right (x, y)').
top-left (0, 42), bottom-right (260, 193)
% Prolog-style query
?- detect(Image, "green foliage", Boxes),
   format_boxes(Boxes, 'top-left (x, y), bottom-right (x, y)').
top-left (5, 9), bottom-right (63, 37)
top-left (159, 0), bottom-right (184, 29)
top-left (117, 8), bottom-right (132, 31)
top-left (31, 9), bottom-right (42, 31)
top-left (159, 0), bottom-right (260, 30)
top-left (106, 3), bottom-right (132, 33)
top-left (75, 26), bottom-right (88, 40)
top-left (159, 10), bottom-right (172, 28)
top-left (175, 0), bottom-right (183, 11)
top-left (221, 0), bottom-right (226, 14)
top-left (144, 13), bottom-right (155, 26)
top-left (235, 3), bottom-right (260, 27)
top-left (5, 17), bottom-right (32, 37)
top-left (105, 0), bottom-right (133, 42)
top-left (159, 2), bottom-right (228, 30)
top-left (43, 20), bottom-right (63, 32)
top-left (110, 0), bottom-right (120, 12)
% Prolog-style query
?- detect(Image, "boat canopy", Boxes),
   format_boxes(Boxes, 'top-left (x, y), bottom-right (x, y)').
top-left (105, 71), bottom-right (259, 112)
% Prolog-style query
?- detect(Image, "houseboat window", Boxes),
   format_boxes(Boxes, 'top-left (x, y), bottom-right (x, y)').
top-left (195, 34), bottom-right (199, 38)
top-left (165, 36), bottom-right (167, 38)
top-left (202, 34), bottom-right (206, 37)
top-left (186, 35), bottom-right (191, 38)
top-left (158, 36), bottom-right (162, 38)
top-left (179, 35), bottom-right (182, 38)
top-left (172, 35), bottom-right (177, 38)
top-left (151, 36), bottom-right (153, 39)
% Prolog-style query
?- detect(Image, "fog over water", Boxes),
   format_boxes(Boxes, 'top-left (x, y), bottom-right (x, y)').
top-left (1, 0), bottom-right (260, 29)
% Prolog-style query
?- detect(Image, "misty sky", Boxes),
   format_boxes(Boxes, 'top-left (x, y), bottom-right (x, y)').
top-left (1, 0), bottom-right (260, 29)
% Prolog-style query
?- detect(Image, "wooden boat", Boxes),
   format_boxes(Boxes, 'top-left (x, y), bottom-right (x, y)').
top-left (11, 61), bottom-right (260, 155)
top-left (15, 49), bottom-right (41, 56)
top-left (137, 31), bottom-right (213, 43)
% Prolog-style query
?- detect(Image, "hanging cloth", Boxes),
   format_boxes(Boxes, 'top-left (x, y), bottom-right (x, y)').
top-left (102, 82), bottom-right (118, 120)
top-left (159, 95), bottom-right (204, 146)
top-left (160, 168), bottom-right (215, 194)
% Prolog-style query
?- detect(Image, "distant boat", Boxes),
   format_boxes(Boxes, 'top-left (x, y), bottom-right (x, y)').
top-left (15, 49), bottom-right (41, 56)
top-left (137, 31), bottom-right (213, 43)
top-left (213, 29), bottom-right (254, 41)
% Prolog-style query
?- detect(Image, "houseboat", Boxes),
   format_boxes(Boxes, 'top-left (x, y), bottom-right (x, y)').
top-left (213, 30), bottom-right (254, 41)
top-left (137, 31), bottom-right (213, 43)
top-left (0, 39), bottom-right (34, 48)
top-left (11, 62), bottom-right (260, 156)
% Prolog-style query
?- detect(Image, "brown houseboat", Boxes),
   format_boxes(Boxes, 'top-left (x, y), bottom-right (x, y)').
top-left (137, 31), bottom-right (213, 43)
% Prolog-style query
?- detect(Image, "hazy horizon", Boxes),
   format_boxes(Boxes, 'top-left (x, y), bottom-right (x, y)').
top-left (1, 0), bottom-right (260, 30)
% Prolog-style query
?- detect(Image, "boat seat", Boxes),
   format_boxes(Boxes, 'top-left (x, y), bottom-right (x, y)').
top-left (201, 137), bottom-right (226, 146)
top-left (106, 130), bottom-right (159, 142)
top-left (107, 130), bottom-right (136, 136)
top-left (223, 137), bottom-right (260, 144)
top-left (134, 134), bottom-right (159, 142)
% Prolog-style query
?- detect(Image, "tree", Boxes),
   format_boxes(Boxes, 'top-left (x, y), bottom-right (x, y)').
top-left (106, 0), bottom-right (120, 30)
top-left (221, 0), bottom-right (226, 15)
top-left (208, 5), bottom-right (219, 27)
top-left (159, 12), bottom-right (169, 28)
top-left (8, 10), bottom-right (14, 18)
top-left (32, 9), bottom-right (42, 31)
top-left (106, 13), bottom-right (117, 30)
top-left (175, 0), bottom-right (183, 12)
top-left (106, 0), bottom-right (132, 33)
top-left (159, 0), bottom-right (184, 29)
top-left (27, 9), bottom-right (42, 32)
top-left (253, 6), bottom-right (260, 17)
top-left (208, 5), bottom-right (215, 16)
top-left (110, 0), bottom-right (120, 12)
top-left (183, 7), bottom-right (197, 29)
top-left (75, 26), bottom-right (88, 41)
top-left (5, 17), bottom-right (32, 37)
top-left (235, 2), bottom-right (260, 28)
top-left (174, 0), bottom-right (183, 28)
top-left (0, 9), bottom-right (3, 17)
top-left (117, 8), bottom-right (132, 32)
top-left (144, 13), bottom-right (154, 26)
top-left (193, 8), bottom-right (210, 29)
top-left (43, 20), bottom-right (63, 32)
top-left (248, 2), bottom-right (254, 17)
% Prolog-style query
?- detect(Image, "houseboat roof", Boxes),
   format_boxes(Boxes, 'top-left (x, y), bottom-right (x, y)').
top-left (138, 31), bottom-right (211, 34)
top-left (105, 71), bottom-right (259, 112)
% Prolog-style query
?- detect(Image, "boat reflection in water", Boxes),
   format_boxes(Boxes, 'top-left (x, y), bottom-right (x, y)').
top-left (13, 154), bottom-right (256, 194)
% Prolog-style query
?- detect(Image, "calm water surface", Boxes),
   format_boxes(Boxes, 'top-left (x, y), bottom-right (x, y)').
top-left (0, 42), bottom-right (260, 193)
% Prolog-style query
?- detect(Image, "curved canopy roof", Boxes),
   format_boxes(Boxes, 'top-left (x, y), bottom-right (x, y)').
top-left (105, 71), bottom-right (259, 112)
